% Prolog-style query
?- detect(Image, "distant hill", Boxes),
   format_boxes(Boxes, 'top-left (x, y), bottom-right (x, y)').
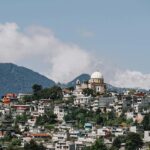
top-left (66, 74), bottom-right (90, 87)
top-left (1, 63), bottom-right (146, 97)
top-left (106, 83), bottom-right (126, 93)
top-left (66, 73), bottom-right (127, 93)
top-left (0, 63), bottom-right (55, 96)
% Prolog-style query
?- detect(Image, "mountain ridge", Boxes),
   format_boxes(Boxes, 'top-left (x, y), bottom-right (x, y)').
top-left (66, 73), bottom-right (90, 88)
top-left (65, 73), bottom-right (127, 93)
top-left (0, 63), bottom-right (146, 96)
top-left (0, 63), bottom-right (55, 96)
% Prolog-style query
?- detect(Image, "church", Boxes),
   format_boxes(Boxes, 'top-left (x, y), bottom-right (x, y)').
top-left (75, 71), bottom-right (106, 95)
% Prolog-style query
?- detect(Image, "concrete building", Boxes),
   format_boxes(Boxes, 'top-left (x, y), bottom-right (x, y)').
top-left (144, 131), bottom-right (150, 142)
top-left (54, 106), bottom-right (65, 121)
top-left (74, 71), bottom-right (106, 95)
top-left (89, 71), bottom-right (106, 94)
top-left (74, 94), bottom-right (91, 107)
top-left (55, 141), bottom-right (75, 150)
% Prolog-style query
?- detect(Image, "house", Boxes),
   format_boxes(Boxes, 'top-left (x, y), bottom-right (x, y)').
top-left (112, 128), bottom-right (125, 136)
top-left (74, 141), bottom-right (85, 150)
top-left (30, 133), bottom-right (50, 139)
top-left (97, 127), bottom-right (110, 137)
top-left (144, 131), bottom-right (150, 142)
top-left (38, 105), bottom-right (45, 115)
top-left (134, 113), bottom-right (144, 123)
top-left (55, 141), bottom-right (75, 150)
top-left (58, 123), bottom-right (71, 131)
top-left (2, 93), bottom-right (19, 106)
top-left (91, 99), bottom-right (99, 111)
top-left (114, 101), bottom-right (123, 114)
top-left (54, 106), bottom-right (65, 121)
top-left (27, 118), bottom-right (36, 127)
top-left (52, 132), bottom-right (68, 142)
top-left (84, 123), bottom-right (93, 131)
top-left (0, 108), bottom-right (10, 115)
top-left (11, 105), bottom-right (30, 115)
top-left (129, 126), bottom-right (136, 133)
top-left (44, 143), bottom-right (55, 150)
top-left (126, 111), bottom-right (134, 120)
top-left (74, 94), bottom-right (91, 107)
top-left (17, 93), bottom-right (32, 101)
top-left (98, 97), bottom-right (115, 112)
top-left (74, 71), bottom-right (106, 95)
top-left (63, 94), bottom-right (71, 101)
top-left (69, 130), bottom-right (80, 138)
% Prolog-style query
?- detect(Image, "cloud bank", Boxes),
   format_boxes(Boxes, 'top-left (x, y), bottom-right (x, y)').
top-left (0, 22), bottom-right (149, 89)
top-left (0, 23), bottom-right (93, 82)
top-left (110, 70), bottom-right (150, 90)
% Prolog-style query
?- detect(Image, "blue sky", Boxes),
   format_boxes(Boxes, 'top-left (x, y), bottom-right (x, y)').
top-left (0, 0), bottom-right (150, 88)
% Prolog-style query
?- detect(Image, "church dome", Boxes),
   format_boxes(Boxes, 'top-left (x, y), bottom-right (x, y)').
top-left (91, 71), bottom-right (103, 79)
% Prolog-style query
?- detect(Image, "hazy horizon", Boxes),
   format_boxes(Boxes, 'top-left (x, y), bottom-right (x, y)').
top-left (0, 0), bottom-right (150, 89)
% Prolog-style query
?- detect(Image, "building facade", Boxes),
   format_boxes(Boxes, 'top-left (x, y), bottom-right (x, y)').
top-left (75, 71), bottom-right (106, 95)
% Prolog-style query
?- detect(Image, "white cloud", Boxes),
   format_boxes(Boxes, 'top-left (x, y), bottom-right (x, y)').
top-left (0, 23), bottom-right (94, 82)
top-left (0, 22), bottom-right (149, 89)
top-left (110, 70), bottom-right (150, 89)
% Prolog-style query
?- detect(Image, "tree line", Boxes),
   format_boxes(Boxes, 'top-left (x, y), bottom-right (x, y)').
top-left (23, 84), bottom-right (63, 101)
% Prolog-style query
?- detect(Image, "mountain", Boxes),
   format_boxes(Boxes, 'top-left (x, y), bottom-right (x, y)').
top-left (0, 63), bottom-right (55, 96)
top-left (66, 74), bottom-right (90, 87)
top-left (106, 83), bottom-right (126, 93)
top-left (66, 73), bottom-right (127, 93)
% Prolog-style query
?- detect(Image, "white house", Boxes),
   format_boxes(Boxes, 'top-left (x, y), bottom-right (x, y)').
top-left (144, 131), bottom-right (150, 142)
top-left (112, 128), bottom-right (124, 137)
top-left (74, 94), bottom-right (91, 107)
top-left (54, 106), bottom-right (65, 121)
top-left (55, 141), bottom-right (75, 150)
top-left (38, 105), bottom-right (45, 115)
top-left (52, 132), bottom-right (68, 142)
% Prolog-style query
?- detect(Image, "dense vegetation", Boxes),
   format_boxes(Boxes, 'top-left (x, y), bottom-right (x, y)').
top-left (64, 107), bottom-right (133, 128)
top-left (24, 139), bottom-right (46, 150)
top-left (83, 132), bottom-right (143, 150)
top-left (0, 63), bottom-right (55, 96)
top-left (23, 84), bottom-right (63, 101)
top-left (36, 110), bottom-right (57, 126)
top-left (142, 113), bottom-right (150, 130)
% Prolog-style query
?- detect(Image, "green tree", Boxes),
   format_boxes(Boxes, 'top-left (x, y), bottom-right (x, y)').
top-left (111, 135), bottom-right (126, 150)
top-left (84, 138), bottom-right (108, 150)
top-left (23, 95), bottom-right (33, 102)
top-left (125, 132), bottom-right (143, 150)
top-left (32, 84), bottom-right (43, 100)
top-left (49, 86), bottom-right (63, 100)
top-left (11, 138), bottom-right (21, 146)
top-left (4, 131), bottom-right (13, 141)
top-left (142, 113), bottom-right (150, 130)
top-left (32, 84), bottom-right (43, 94)
top-left (24, 139), bottom-right (46, 150)
top-left (82, 88), bottom-right (96, 96)
top-left (15, 113), bottom-right (27, 123)
top-left (83, 138), bottom-right (108, 150)
top-left (95, 114), bottom-right (105, 125)
top-left (36, 110), bottom-right (57, 126)
top-left (14, 123), bottom-right (21, 134)
top-left (67, 86), bottom-right (74, 91)
top-left (92, 139), bottom-right (108, 150)
top-left (108, 111), bottom-right (116, 120)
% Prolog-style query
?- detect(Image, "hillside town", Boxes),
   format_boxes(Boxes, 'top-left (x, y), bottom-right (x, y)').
top-left (0, 71), bottom-right (150, 150)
